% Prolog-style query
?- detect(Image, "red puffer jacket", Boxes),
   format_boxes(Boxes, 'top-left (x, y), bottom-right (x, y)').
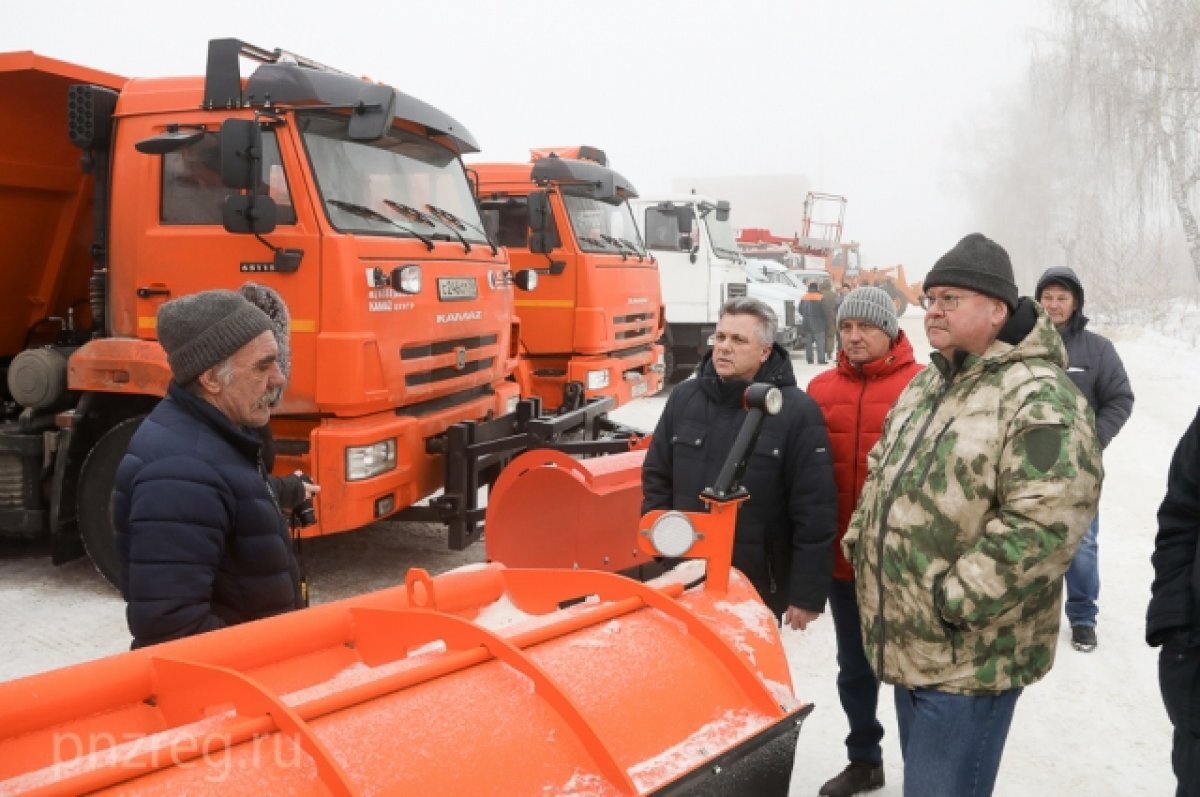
top-left (806, 330), bottom-right (922, 580)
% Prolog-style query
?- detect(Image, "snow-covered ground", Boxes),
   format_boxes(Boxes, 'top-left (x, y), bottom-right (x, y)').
top-left (1, 306), bottom-right (1194, 795)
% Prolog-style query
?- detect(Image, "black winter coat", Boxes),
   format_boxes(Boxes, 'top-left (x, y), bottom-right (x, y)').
top-left (114, 383), bottom-right (303, 648)
top-left (641, 345), bottom-right (837, 615)
top-left (1036, 266), bottom-right (1134, 448)
top-left (1147, 407), bottom-right (1200, 648)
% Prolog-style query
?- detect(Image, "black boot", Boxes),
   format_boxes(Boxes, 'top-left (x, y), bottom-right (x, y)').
top-left (818, 760), bottom-right (885, 796)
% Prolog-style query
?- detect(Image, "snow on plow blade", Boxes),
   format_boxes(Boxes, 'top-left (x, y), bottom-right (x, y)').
top-left (0, 563), bottom-right (808, 796)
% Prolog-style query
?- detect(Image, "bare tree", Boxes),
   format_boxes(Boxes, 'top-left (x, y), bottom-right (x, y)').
top-left (1049, 0), bottom-right (1200, 287)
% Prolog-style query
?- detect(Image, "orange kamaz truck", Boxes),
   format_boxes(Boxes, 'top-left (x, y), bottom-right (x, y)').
top-left (0, 40), bottom-right (592, 585)
top-left (472, 148), bottom-right (664, 412)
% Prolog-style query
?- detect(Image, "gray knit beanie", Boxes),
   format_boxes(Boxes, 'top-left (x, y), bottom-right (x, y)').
top-left (237, 282), bottom-right (291, 379)
top-left (924, 233), bottom-right (1018, 311)
top-left (836, 286), bottom-right (899, 340)
top-left (157, 290), bottom-right (274, 385)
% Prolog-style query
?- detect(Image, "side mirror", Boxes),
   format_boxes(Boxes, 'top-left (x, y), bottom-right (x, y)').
top-left (675, 208), bottom-right (694, 236)
top-left (223, 194), bottom-right (278, 235)
top-left (528, 191), bottom-right (553, 254)
top-left (134, 128), bottom-right (205, 155)
top-left (715, 200), bottom-right (731, 222)
top-left (219, 119), bottom-right (260, 190)
top-left (678, 234), bottom-right (692, 251)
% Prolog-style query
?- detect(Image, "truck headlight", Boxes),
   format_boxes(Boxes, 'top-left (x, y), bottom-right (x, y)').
top-left (346, 439), bottom-right (397, 481)
top-left (646, 511), bottom-right (700, 557)
top-left (391, 265), bottom-right (422, 294)
top-left (586, 369), bottom-right (610, 390)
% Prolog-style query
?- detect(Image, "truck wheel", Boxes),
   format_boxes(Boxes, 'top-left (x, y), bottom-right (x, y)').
top-left (663, 346), bottom-right (680, 384)
top-left (78, 416), bottom-right (144, 589)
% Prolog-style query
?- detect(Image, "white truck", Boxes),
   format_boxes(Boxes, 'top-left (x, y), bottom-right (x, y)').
top-left (631, 193), bottom-right (793, 382)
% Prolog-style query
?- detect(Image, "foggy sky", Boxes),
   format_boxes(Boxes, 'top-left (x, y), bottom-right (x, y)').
top-left (2, 0), bottom-right (1048, 277)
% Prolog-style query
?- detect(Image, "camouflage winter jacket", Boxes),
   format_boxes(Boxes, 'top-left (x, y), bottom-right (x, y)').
top-left (843, 299), bottom-right (1102, 694)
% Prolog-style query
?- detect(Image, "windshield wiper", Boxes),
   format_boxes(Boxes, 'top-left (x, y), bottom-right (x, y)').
top-left (328, 199), bottom-right (435, 251)
top-left (713, 245), bottom-right (743, 260)
top-left (425, 203), bottom-right (499, 256)
top-left (600, 234), bottom-right (629, 261)
top-left (578, 235), bottom-right (610, 249)
top-left (614, 236), bottom-right (645, 262)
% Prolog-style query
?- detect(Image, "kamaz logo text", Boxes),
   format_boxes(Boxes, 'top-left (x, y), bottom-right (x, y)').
top-left (436, 311), bottom-right (483, 323)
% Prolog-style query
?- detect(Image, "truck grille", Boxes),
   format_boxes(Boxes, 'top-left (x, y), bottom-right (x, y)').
top-left (400, 334), bottom-right (499, 387)
top-left (613, 312), bottom-right (656, 341)
top-left (784, 300), bottom-right (796, 328)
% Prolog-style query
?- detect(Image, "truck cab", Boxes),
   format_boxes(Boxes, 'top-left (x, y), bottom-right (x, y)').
top-left (0, 40), bottom-right (532, 582)
top-left (628, 193), bottom-right (750, 381)
top-left (473, 148), bottom-right (664, 411)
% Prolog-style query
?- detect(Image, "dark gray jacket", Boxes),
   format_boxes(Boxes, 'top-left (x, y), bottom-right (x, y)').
top-left (641, 345), bottom-right (837, 614)
top-left (1036, 266), bottom-right (1134, 449)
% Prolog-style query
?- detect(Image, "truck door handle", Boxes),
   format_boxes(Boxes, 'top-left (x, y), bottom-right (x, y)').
top-left (137, 287), bottom-right (172, 298)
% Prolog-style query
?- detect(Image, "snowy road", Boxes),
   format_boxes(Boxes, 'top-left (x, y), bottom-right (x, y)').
top-left (1, 308), bottom-right (1191, 795)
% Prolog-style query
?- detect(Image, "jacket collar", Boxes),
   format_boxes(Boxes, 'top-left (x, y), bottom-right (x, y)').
top-left (167, 381), bottom-right (264, 462)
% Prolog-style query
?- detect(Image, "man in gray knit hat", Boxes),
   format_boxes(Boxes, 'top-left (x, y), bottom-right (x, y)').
top-left (113, 289), bottom-right (303, 648)
top-left (843, 233), bottom-right (1101, 795)
top-left (808, 286), bottom-right (922, 796)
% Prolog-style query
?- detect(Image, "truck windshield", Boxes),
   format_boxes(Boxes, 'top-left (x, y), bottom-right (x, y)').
top-left (703, 210), bottom-right (743, 262)
top-left (299, 112), bottom-right (489, 244)
top-left (562, 194), bottom-right (646, 256)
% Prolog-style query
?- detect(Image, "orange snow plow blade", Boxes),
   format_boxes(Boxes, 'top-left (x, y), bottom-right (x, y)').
top-left (484, 445), bottom-right (651, 571)
top-left (0, 564), bottom-right (807, 796)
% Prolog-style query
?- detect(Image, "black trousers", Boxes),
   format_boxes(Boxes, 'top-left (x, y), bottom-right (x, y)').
top-left (1161, 644), bottom-right (1200, 796)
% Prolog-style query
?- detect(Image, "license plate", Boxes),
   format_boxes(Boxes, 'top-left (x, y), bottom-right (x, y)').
top-left (438, 277), bottom-right (477, 301)
top-left (631, 380), bottom-right (647, 398)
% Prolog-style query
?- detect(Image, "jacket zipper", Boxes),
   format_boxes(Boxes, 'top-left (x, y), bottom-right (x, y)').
top-left (872, 379), bottom-right (952, 679)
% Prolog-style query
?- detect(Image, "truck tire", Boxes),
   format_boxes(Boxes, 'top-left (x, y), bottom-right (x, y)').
top-left (663, 345), bottom-right (680, 385)
top-left (78, 416), bottom-right (144, 589)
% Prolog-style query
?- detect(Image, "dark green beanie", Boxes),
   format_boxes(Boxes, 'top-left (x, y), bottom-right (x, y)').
top-left (924, 233), bottom-right (1018, 311)
top-left (157, 290), bottom-right (274, 384)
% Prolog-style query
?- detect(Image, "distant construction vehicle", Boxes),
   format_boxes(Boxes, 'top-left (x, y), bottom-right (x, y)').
top-left (737, 192), bottom-right (925, 314)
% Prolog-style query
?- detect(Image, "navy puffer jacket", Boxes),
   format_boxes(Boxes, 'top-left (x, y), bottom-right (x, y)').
top-left (114, 382), bottom-right (303, 648)
top-left (642, 345), bottom-right (837, 614)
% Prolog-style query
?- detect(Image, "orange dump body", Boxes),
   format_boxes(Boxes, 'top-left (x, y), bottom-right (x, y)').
top-left (0, 564), bottom-right (807, 796)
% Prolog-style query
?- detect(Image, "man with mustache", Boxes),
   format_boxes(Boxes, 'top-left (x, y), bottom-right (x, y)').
top-left (843, 234), bottom-right (1102, 796)
top-left (641, 297), bottom-right (837, 630)
top-left (114, 289), bottom-right (303, 648)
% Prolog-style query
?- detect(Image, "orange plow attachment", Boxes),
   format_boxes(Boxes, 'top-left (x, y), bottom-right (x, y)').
top-left (0, 564), bottom-right (808, 796)
top-left (485, 446), bottom-right (651, 571)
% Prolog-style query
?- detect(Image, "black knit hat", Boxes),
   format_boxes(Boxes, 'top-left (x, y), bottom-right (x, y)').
top-left (924, 233), bottom-right (1018, 311)
top-left (157, 290), bottom-right (274, 384)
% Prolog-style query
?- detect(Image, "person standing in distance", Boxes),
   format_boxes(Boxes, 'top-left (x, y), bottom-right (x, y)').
top-left (1036, 266), bottom-right (1134, 652)
top-left (844, 234), bottom-right (1102, 796)
top-left (114, 290), bottom-right (304, 648)
top-left (808, 287), bottom-right (922, 796)
top-left (641, 297), bottom-right (837, 628)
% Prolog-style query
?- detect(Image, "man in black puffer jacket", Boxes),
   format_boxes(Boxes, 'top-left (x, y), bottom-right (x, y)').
top-left (642, 297), bottom-right (837, 628)
top-left (114, 290), bottom-right (303, 648)
top-left (1147, 407), bottom-right (1200, 797)
top-left (1036, 266), bottom-right (1134, 653)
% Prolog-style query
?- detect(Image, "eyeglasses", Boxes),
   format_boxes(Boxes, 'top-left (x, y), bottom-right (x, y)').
top-left (923, 291), bottom-right (978, 312)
